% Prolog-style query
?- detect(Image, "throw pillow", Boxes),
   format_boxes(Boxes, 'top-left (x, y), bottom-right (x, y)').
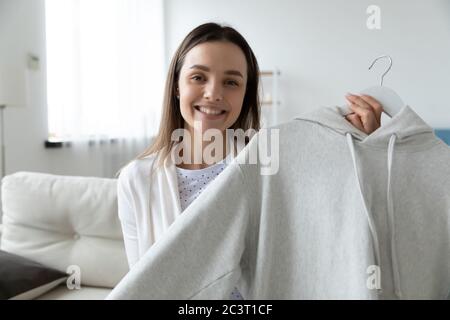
top-left (0, 250), bottom-right (68, 300)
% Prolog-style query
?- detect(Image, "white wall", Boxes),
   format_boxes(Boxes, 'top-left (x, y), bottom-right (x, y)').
top-left (165, 0), bottom-right (450, 127)
top-left (0, 0), bottom-right (51, 175)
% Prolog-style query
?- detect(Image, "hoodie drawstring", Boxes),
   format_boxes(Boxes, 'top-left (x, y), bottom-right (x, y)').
top-left (346, 134), bottom-right (382, 277)
top-left (387, 134), bottom-right (403, 298)
top-left (346, 133), bottom-right (402, 298)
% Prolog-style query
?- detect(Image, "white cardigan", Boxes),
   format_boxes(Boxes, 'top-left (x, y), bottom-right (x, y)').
top-left (117, 152), bottom-right (183, 268)
top-left (118, 141), bottom-right (243, 268)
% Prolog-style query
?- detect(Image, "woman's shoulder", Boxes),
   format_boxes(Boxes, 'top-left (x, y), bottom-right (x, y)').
top-left (118, 153), bottom-right (160, 181)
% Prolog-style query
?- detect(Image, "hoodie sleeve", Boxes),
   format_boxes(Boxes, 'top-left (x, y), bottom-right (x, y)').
top-left (106, 159), bottom-right (255, 300)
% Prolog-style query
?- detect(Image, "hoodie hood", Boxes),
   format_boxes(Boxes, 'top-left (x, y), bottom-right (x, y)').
top-left (295, 105), bottom-right (434, 147)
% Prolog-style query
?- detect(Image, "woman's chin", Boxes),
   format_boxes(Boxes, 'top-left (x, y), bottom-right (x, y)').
top-left (191, 118), bottom-right (228, 133)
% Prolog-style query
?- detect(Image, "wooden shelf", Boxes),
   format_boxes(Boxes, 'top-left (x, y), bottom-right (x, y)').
top-left (260, 70), bottom-right (281, 77)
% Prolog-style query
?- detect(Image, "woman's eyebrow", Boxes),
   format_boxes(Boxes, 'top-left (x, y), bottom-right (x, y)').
top-left (224, 70), bottom-right (244, 78)
top-left (190, 64), bottom-right (244, 78)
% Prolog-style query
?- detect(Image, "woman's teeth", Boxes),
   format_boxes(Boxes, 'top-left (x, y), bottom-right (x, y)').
top-left (196, 106), bottom-right (224, 115)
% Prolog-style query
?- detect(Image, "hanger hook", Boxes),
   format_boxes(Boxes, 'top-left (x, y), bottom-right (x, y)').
top-left (368, 55), bottom-right (392, 86)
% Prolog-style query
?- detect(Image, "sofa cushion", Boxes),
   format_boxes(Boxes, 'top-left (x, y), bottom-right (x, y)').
top-left (0, 250), bottom-right (68, 300)
top-left (0, 172), bottom-right (129, 289)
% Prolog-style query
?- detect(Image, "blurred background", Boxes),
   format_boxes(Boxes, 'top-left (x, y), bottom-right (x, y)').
top-left (0, 0), bottom-right (449, 181)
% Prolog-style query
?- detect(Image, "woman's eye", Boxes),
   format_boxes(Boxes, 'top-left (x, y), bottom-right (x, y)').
top-left (226, 80), bottom-right (239, 86)
top-left (192, 75), bottom-right (203, 81)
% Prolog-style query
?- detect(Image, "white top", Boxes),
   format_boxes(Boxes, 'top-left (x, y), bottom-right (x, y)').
top-left (176, 163), bottom-right (226, 212)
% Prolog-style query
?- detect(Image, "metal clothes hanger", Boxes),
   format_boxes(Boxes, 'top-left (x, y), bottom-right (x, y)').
top-left (359, 55), bottom-right (405, 118)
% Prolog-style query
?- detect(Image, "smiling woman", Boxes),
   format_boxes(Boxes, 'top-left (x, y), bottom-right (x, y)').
top-left (115, 22), bottom-right (384, 302)
top-left (176, 41), bottom-right (248, 157)
top-left (117, 23), bottom-right (261, 301)
top-left (134, 23), bottom-right (261, 165)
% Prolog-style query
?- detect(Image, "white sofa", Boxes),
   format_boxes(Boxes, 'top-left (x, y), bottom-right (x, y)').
top-left (0, 171), bottom-right (129, 299)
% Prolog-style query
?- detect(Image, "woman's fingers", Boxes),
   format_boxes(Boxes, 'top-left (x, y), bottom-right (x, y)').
top-left (346, 94), bottom-right (375, 116)
top-left (358, 94), bottom-right (383, 124)
top-left (345, 93), bottom-right (382, 134)
top-left (345, 113), bottom-right (365, 132)
top-left (349, 104), bottom-right (378, 133)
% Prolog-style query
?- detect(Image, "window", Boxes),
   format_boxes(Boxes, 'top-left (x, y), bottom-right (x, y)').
top-left (45, 0), bottom-right (165, 142)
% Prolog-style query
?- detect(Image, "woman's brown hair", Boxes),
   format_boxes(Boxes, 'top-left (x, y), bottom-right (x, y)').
top-left (135, 22), bottom-right (261, 162)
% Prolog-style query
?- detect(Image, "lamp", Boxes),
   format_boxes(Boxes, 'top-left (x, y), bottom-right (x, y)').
top-left (0, 60), bottom-right (27, 179)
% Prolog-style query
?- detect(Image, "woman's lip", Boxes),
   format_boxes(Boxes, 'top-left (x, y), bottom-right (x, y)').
top-left (194, 106), bottom-right (227, 119)
top-left (195, 105), bottom-right (226, 111)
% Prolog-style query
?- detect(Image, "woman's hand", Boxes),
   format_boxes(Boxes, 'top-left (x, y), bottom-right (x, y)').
top-left (344, 93), bottom-right (383, 134)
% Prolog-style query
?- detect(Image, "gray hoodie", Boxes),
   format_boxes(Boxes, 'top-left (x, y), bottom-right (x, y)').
top-left (107, 105), bottom-right (450, 300)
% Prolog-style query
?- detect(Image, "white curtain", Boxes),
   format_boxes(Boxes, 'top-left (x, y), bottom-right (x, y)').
top-left (45, 0), bottom-right (165, 177)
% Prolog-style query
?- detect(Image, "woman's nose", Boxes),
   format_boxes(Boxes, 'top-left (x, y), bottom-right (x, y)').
top-left (203, 81), bottom-right (223, 102)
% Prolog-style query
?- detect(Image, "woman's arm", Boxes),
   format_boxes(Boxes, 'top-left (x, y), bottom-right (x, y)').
top-left (117, 172), bottom-right (139, 269)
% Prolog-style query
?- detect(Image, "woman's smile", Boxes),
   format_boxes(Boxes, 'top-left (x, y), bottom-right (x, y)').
top-left (194, 105), bottom-right (227, 120)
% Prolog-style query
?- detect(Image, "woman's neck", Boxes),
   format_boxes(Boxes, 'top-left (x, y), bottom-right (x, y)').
top-left (177, 129), bottom-right (229, 170)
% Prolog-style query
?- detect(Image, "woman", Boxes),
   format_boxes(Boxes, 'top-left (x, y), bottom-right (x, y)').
top-left (117, 22), bottom-right (383, 299)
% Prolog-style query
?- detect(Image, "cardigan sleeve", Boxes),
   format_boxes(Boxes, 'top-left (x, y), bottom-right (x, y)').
top-left (117, 167), bottom-right (140, 269)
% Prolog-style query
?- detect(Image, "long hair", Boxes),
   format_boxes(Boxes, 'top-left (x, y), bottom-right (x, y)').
top-left (135, 22), bottom-right (261, 163)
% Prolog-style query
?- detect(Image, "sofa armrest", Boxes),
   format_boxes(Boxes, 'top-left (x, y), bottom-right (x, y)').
top-left (1, 171), bottom-right (128, 288)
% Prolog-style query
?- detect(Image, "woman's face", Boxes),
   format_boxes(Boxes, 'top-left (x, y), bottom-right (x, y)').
top-left (177, 41), bottom-right (248, 135)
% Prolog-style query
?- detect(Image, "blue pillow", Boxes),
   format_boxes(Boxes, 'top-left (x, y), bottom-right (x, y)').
top-left (435, 129), bottom-right (450, 146)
